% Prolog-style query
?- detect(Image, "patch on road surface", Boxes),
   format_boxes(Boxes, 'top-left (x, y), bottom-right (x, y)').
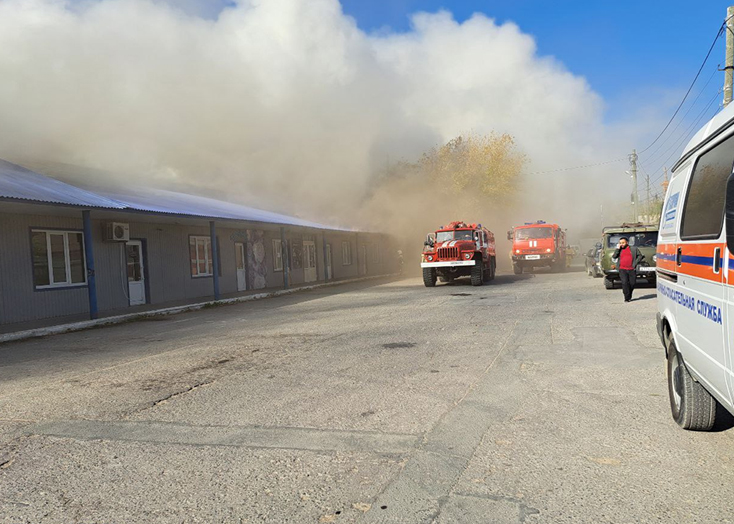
top-left (450, 293), bottom-right (472, 297)
top-left (382, 342), bottom-right (416, 349)
top-left (25, 420), bottom-right (420, 455)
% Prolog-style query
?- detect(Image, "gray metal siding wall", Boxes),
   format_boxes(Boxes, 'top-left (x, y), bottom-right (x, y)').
top-left (92, 220), bottom-right (130, 312)
top-left (0, 208), bottom-right (395, 327)
top-left (328, 233), bottom-right (358, 280)
top-left (0, 212), bottom-right (89, 324)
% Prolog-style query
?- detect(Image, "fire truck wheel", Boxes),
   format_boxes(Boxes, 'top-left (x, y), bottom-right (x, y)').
top-left (470, 263), bottom-right (484, 286)
top-left (423, 268), bottom-right (437, 287)
top-left (667, 339), bottom-right (717, 430)
top-left (603, 277), bottom-right (614, 289)
top-left (485, 258), bottom-right (495, 282)
top-left (513, 264), bottom-right (522, 275)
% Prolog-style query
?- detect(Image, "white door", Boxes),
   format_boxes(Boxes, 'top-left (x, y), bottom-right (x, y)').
top-left (235, 242), bottom-right (247, 291)
top-left (326, 244), bottom-right (333, 280)
top-left (303, 240), bottom-right (317, 282)
top-left (126, 240), bottom-right (146, 306)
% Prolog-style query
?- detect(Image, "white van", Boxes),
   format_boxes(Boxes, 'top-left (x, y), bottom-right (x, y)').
top-left (657, 102), bottom-right (734, 430)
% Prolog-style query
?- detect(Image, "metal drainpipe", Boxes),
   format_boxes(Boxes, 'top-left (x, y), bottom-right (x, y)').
top-left (281, 226), bottom-right (289, 289)
top-left (82, 210), bottom-right (98, 320)
top-left (210, 221), bottom-right (220, 300)
top-left (355, 232), bottom-right (360, 275)
top-left (322, 231), bottom-right (328, 280)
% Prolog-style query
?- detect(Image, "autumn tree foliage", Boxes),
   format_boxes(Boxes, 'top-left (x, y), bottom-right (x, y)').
top-left (358, 132), bottom-right (526, 255)
top-left (417, 133), bottom-right (526, 206)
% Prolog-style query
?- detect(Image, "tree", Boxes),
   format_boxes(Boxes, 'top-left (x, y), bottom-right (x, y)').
top-left (417, 133), bottom-right (526, 207)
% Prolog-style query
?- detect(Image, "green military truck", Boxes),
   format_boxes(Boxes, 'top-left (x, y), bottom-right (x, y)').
top-left (600, 223), bottom-right (658, 289)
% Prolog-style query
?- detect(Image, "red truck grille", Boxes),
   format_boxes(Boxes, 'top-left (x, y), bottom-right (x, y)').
top-left (438, 247), bottom-right (459, 260)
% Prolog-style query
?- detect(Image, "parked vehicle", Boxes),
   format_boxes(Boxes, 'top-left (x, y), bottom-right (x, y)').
top-left (656, 102), bottom-right (734, 430)
top-left (508, 221), bottom-right (567, 274)
top-left (421, 221), bottom-right (496, 287)
top-left (585, 243), bottom-right (603, 277)
top-left (599, 223), bottom-right (657, 289)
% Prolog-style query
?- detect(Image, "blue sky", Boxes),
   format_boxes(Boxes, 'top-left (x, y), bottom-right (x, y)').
top-left (341, 0), bottom-right (732, 120)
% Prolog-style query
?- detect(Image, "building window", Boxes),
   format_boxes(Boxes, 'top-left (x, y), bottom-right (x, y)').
top-left (31, 230), bottom-right (86, 288)
top-left (189, 236), bottom-right (213, 277)
top-left (680, 133), bottom-right (734, 240)
top-left (273, 239), bottom-right (283, 271)
top-left (342, 241), bottom-right (352, 265)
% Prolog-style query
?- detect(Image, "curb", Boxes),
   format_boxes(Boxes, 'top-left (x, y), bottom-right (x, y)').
top-left (0, 273), bottom-right (400, 345)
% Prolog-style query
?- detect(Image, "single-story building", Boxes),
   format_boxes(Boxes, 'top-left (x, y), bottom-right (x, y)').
top-left (0, 159), bottom-right (397, 332)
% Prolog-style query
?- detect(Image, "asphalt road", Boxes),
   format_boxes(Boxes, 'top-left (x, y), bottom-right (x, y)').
top-left (1, 269), bottom-right (733, 523)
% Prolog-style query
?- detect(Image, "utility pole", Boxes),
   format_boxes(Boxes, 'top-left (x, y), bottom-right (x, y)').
top-left (725, 6), bottom-right (734, 107)
top-left (646, 173), bottom-right (651, 222)
top-left (629, 149), bottom-right (638, 222)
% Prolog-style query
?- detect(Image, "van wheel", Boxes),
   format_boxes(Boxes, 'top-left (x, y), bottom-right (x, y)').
top-left (471, 262), bottom-right (484, 286)
top-left (603, 277), bottom-right (614, 289)
top-left (667, 339), bottom-right (717, 431)
top-left (423, 268), bottom-right (437, 287)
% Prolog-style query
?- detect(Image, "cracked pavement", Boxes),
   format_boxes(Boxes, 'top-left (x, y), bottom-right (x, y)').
top-left (1, 271), bottom-right (734, 523)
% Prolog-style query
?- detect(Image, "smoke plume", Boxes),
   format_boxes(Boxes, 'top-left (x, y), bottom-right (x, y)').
top-left (0, 0), bottom-right (645, 244)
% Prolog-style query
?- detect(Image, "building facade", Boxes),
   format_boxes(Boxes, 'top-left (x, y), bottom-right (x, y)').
top-left (0, 160), bottom-right (396, 331)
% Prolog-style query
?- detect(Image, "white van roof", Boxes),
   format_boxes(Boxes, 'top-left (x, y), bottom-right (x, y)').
top-left (674, 101), bottom-right (734, 173)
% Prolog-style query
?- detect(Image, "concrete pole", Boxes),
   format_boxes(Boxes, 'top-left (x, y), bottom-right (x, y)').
top-left (630, 149), bottom-right (638, 222)
top-left (725, 6), bottom-right (734, 107)
top-left (646, 174), bottom-right (651, 223)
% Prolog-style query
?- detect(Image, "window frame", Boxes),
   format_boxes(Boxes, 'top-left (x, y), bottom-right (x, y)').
top-left (272, 238), bottom-right (284, 272)
top-left (342, 241), bottom-right (352, 266)
top-left (189, 235), bottom-right (214, 278)
top-left (679, 134), bottom-right (734, 241)
top-left (31, 228), bottom-right (87, 290)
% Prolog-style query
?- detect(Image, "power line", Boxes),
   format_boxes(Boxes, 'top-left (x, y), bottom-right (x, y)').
top-left (638, 22), bottom-right (725, 154)
top-left (526, 21), bottom-right (724, 178)
top-left (640, 66), bottom-right (719, 161)
top-left (645, 88), bottom-right (723, 179)
top-left (526, 156), bottom-right (627, 175)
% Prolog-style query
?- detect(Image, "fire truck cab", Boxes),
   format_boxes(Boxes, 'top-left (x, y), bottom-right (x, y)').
top-left (421, 221), bottom-right (496, 287)
top-left (508, 221), bottom-right (567, 274)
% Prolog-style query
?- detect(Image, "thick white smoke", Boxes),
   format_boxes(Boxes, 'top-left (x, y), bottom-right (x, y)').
top-left (0, 0), bottom-right (641, 232)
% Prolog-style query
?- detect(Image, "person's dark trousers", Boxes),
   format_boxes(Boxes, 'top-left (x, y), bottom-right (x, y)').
top-left (619, 269), bottom-right (635, 302)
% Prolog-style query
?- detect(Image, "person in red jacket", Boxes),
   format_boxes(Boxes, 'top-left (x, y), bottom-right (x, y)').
top-left (613, 237), bottom-right (645, 302)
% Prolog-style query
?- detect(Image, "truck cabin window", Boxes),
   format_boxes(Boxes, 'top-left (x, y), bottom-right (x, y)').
top-left (436, 230), bottom-right (473, 242)
top-left (515, 228), bottom-right (553, 240)
top-left (606, 233), bottom-right (657, 248)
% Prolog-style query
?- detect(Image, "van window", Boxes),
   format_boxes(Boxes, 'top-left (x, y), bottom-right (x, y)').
top-left (680, 134), bottom-right (734, 240)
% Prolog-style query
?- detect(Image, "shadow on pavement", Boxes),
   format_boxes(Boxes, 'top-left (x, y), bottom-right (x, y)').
top-left (633, 294), bottom-right (656, 301)
top-left (712, 404), bottom-right (734, 432)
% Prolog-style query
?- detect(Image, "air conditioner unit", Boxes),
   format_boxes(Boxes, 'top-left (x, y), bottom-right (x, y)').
top-left (105, 222), bottom-right (130, 242)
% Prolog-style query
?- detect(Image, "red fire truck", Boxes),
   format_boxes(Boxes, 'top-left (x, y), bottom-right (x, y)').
top-left (508, 221), bottom-right (567, 274)
top-left (421, 221), bottom-right (496, 287)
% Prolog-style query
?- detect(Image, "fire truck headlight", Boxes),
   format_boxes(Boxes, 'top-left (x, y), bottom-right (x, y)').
top-left (427, 255), bottom-right (434, 261)
top-left (546, 248), bottom-right (552, 253)
top-left (515, 249), bottom-right (520, 254)
top-left (464, 253), bottom-right (472, 259)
